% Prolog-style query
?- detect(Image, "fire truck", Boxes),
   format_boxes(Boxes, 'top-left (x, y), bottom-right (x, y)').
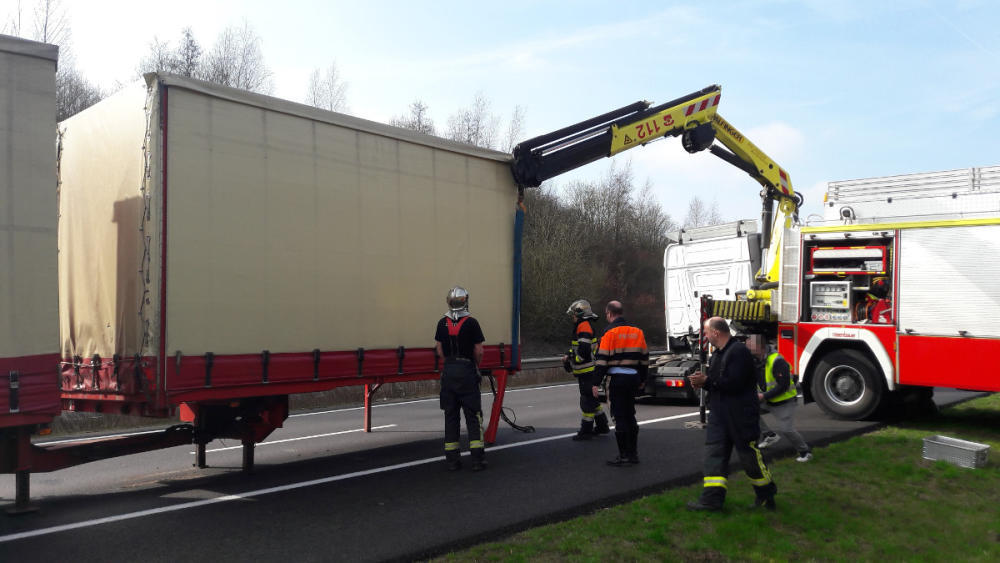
top-left (669, 165), bottom-right (1000, 419)
top-left (769, 165), bottom-right (1000, 419)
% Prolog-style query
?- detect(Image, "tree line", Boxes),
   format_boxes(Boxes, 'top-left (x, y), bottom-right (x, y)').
top-left (4, 1), bottom-right (726, 353)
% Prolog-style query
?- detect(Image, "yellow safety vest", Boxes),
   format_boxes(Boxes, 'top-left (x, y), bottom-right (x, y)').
top-left (764, 352), bottom-right (797, 404)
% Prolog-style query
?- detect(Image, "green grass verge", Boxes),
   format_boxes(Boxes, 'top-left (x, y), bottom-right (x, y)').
top-left (440, 394), bottom-right (1000, 562)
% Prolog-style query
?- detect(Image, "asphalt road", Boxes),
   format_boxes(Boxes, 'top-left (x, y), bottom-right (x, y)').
top-left (0, 383), bottom-right (983, 562)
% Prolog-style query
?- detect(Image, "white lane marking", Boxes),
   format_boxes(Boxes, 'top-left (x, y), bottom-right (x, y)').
top-left (190, 425), bottom-right (397, 454)
top-left (290, 382), bottom-right (575, 417)
top-left (0, 409), bottom-right (700, 544)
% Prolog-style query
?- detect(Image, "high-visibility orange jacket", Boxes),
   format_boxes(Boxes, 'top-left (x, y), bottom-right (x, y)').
top-left (595, 317), bottom-right (649, 382)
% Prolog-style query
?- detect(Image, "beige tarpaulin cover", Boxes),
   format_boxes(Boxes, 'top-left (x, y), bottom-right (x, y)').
top-left (0, 35), bottom-right (58, 358)
top-left (59, 73), bottom-right (517, 360)
top-left (58, 83), bottom-right (149, 359)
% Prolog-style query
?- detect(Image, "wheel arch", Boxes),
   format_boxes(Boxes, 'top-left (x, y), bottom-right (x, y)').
top-left (799, 328), bottom-right (895, 402)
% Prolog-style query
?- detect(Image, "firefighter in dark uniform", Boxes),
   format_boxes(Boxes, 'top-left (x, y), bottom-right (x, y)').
top-left (591, 300), bottom-right (648, 466)
top-left (434, 286), bottom-right (487, 471)
top-left (563, 299), bottom-right (611, 441)
top-left (687, 316), bottom-right (777, 511)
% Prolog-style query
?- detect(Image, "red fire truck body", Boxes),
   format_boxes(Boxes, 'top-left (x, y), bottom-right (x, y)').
top-left (772, 167), bottom-right (1000, 419)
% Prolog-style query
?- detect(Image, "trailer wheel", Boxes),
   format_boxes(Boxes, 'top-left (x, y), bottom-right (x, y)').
top-left (810, 349), bottom-right (883, 420)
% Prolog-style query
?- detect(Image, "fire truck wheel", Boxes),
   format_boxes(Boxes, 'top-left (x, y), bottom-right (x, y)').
top-left (810, 349), bottom-right (883, 420)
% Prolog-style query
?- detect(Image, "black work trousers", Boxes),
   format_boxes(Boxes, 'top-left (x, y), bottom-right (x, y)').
top-left (608, 373), bottom-right (641, 458)
top-left (577, 376), bottom-right (599, 414)
top-left (699, 403), bottom-right (775, 507)
top-left (440, 360), bottom-right (484, 461)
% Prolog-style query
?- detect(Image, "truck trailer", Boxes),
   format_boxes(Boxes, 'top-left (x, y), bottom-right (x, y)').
top-left (3, 72), bottom-right (525, 510)
top-left (0, 36), bottom-right (59, 430)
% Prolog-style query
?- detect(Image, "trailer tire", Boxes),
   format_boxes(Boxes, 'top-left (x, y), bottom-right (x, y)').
top-left (810, 349), bottom-right (883, 420)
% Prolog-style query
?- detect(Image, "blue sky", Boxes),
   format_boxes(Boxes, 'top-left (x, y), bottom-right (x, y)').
top-left (9, 0), bottom-right (997, 223)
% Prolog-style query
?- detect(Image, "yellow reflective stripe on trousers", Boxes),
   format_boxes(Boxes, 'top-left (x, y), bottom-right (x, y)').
top-left (749, 441), bottom-right (773, 485)
top-left (444, 442), bottom-right (459, 451)
top-left (470, 440), bottom-right (484, 449)
top-left (477, 412), bottom-right (484, 445)
top-left (581, 411), bottom-right (595, 421)
top-left (703, 476), bottom-right (728, 489)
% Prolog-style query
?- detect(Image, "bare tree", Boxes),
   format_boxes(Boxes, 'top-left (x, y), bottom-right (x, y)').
top-left (390, 100), bottom-right (435, 135)
top-left (32, 0), bottom-right (68, 44)
top-left (137, 27), bottom-right (202, 78)
top-left (502, 105), bottom-right (526, 153)
top-left (176, 27), bottom-right (201, 77)
top-left (1, 0), bottom-right (22, 36)
top-left (306, 61), bottom-right (348, 112)
top-left (138, 37), bottom-right (180, 75)
top-left (521, 161), bottom-right (674, 347)
top-left (446, 92), bottom-right (500, 149)
top-left (200, 21), bottom-right (273, 94)
top-left (3, 0), bottom-right (69, 44)
top-left (57, 65), bottom-right (104, 121)
top-left (1, 0), bottom-right (104, 120)
top-left (682, 196), bottom-right (723, 228)
top-left (634, 180), bottom-right (677, 249)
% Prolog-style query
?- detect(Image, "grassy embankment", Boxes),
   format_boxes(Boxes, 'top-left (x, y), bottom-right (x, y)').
top-left (443, 393), bottom-right (1000, 562)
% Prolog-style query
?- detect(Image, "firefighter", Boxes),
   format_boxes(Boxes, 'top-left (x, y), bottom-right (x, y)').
top-left (854, 276), bottom-right (893, 324)
top-left (563, 299), bottom-right (610, 441)
top-left (434, 286), bottom-right (486, 471)
top-left (687, 317), bottom-right (777, 511)
top-left (591, 301), bottom-right (648, 466)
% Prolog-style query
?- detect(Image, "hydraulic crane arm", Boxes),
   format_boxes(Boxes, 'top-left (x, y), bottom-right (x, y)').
top-left (510, 84), bottom-right (802, 285)
top-left (510, 85), bottom-right (722, 188)
top-left (705, 113), bottom-right (802, 284)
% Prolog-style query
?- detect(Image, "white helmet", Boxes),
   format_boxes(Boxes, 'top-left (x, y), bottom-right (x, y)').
top-left (446, 286), bottom-right (470, 321)
top-left (566, 299), bottom-right (599, 320)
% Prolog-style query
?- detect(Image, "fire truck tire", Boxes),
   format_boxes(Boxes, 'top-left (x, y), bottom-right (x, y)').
top-left (810, 349), bottom-right (883, 420)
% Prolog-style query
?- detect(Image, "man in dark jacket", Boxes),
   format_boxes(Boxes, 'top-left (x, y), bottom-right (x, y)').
top-left (687, 317), bottom-right (777, 511)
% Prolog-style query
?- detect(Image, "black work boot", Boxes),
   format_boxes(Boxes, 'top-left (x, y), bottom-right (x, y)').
top-left (445, 451), bottom-right (462, 471)
top-left (594, 413), bottom-right (610, 435)
top-left (607, 431), bottom-right (633, 466)
top-left (572, 419), bottom-right (595, 441)
top-left (470, 449), bottom-right (487, 472)
top-left (687, 487), bottom-right (725, 512)
top-left (750, 482), bottom-right (777, 510)
top-left (627, 425), bottom-right (640, 464)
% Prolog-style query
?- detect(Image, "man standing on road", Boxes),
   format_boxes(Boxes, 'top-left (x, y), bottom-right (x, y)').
top-left (687, 317), bottom-right (777, 511)
top-left (748, 335), bottom-right (813, 462)
top-left (591, 301), bottom-right (648, 466)
top-left (563, 299), bottom-right (611, 441)
top-left (435, 286), bottom-right (487, 472)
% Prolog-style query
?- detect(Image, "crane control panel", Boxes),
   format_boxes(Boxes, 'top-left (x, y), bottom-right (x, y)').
top-left (809, 281), bottom-right (852, 322)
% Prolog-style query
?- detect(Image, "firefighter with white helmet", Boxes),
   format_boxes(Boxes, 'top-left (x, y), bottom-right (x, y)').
top-left (435, 286), bottom-right (487, 471)
top-left (563, 299), bottom-right (610, 440)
